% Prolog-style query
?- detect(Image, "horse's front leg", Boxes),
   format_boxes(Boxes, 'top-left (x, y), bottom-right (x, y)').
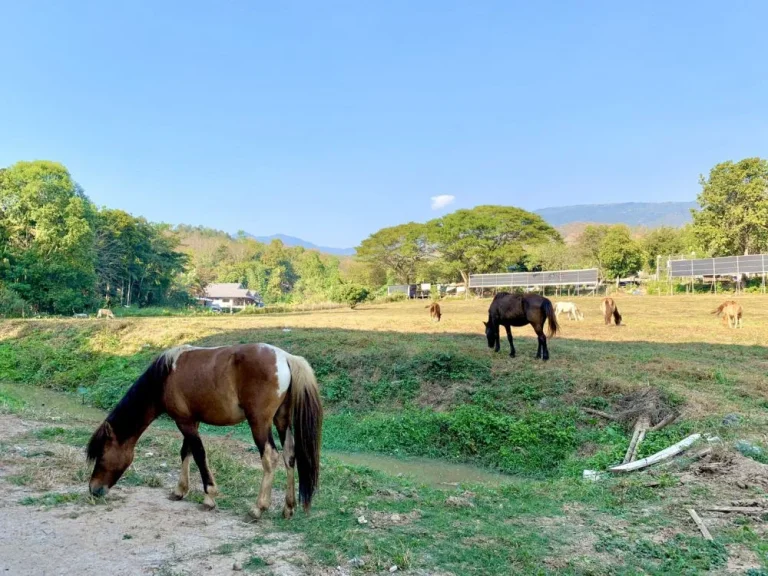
top-left (494, 326), bottom-right (501, 352)
top-left (504, 325), bottom-right (515, 357)
top-left (171, 437), bottom-right (191, 500)
top-left (177, 423), bottom-right (218, 509)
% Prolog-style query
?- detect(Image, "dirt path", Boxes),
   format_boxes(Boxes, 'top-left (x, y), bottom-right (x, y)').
top-left (0, 415), bottom-right (305, 576)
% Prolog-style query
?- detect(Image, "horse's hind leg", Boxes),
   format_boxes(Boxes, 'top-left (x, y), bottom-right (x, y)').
top-left (171, 437), bottom-right (192, 500)
top-left (248, 420), bottom-right (279, 520)
top-left (273, 402), bottom-right (296, 519)
top-left (504, 325), bottom-right (515, 357)
top-left (534, 326), bottom-right (549, 360)
top-left (177, 422), bottom-right (218, 509)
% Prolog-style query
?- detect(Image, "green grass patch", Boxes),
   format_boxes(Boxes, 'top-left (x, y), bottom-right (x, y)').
top-left (20, 491), bottom-right (83, 507)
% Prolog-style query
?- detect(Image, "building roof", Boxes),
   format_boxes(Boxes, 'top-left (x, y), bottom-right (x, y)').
top-left (204, 283), bottom-right (259, 300)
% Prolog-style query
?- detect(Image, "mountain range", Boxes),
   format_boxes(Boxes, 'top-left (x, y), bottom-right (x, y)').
top-left (248, 201), bottom-right (697, 256)
top-left (533, 201), bottom-right (697, 228)
top-left (245, 233), bottom-right (356, 256)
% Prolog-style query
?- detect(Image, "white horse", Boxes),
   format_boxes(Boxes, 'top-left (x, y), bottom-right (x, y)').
top-left (555, 301), bottom-right (583, 321)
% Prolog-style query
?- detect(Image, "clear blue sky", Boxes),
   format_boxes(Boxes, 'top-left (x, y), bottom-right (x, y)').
top-left (1, 1), bottom-right (766, 248)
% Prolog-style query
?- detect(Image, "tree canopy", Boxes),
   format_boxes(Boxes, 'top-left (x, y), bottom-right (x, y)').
top-left (692, 157), bottom-right (768, 256)
top-left (427, 205), bottom-right (560, 285)
top-left (355, 223), bottom-right (430, 284)
top-left (598, 226), bottom-right (645, 280)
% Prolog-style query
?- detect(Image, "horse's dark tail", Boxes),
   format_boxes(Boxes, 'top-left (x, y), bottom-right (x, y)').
top-left (543, 298), bottom-right (559, 337)
top-left (613, 306), bottom-right (622, 326)
top-left (286, 354), bottom-right (323, 513)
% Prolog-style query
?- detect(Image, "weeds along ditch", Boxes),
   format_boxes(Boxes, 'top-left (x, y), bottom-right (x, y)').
top-left (0, 318), bottom-right (765, 478)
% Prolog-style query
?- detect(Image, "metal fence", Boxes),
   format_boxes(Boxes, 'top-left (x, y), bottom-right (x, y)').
top-left (668, 254), bottom-right (768, 278)
top-left (468, 268), bottom-right (599, 289)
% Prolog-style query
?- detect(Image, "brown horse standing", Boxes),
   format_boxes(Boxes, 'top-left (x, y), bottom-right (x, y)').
top-left (601, 297), bottom-right (622, 325)
top-left (426, 302), bottom-right (442, 322)
top-left (484, 293), bottom-right (559, 360)
top-left (87, 343), bottom-right (322, 520)
top-left (712, 300), bottom-right (743, 328)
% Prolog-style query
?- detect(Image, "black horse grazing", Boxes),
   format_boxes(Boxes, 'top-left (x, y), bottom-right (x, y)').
top-left (484, 292), bottom-right (559, 360)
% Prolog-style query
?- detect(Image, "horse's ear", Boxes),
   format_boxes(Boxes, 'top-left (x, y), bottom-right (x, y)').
top-left (103, 421), bottom-right (114, 439)
top-left (482, 321), bottom-right (488, 327)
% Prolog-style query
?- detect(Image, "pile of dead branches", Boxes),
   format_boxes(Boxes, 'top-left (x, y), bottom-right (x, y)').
top-left (583, 388), bottom-right (680, 465)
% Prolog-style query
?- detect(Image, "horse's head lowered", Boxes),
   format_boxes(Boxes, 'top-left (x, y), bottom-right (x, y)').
top-left (483, 320), bottom-right (495, 349)
top-left (86, 421), bottom-right (135, 497)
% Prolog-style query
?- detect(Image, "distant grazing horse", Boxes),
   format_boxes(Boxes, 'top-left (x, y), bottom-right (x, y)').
top-left (87, 343), bottom-right (323, 520)
top-left (555, 301), bottom-right (583, 321)
top-left (96, 308), bottom-right (115, 319)
top-left (484, 293), bottom-right (559, 360)
top-left (712, 300), bottom-right (743, 328)
top-left (426, 302), bottom-right (442, 322)
top-left (601, 298), bottom-right (622, 325)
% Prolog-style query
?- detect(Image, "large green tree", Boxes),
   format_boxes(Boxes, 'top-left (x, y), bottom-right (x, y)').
top-left (524, 241), bottom-right (575, 271)
top-left (427, 205), bottom-right (560, 286)
top-left (573, 225), bottom-right (610, 271)
top-left (692, 157), bottom-right (768, 256)
top-left (355, 222), bottom-right (430, 284)
top-left (0, 161), bottom-right (97, 313)
top-left (598, 226), bottom-right (645, 280)
top-left (641, 226), bottom-right (684, 272)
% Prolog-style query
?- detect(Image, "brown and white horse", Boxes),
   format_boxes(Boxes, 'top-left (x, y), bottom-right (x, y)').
top-left (86, 343), bottom-right (323, 520)
top-left (600, 298), bottom-right (622, 326)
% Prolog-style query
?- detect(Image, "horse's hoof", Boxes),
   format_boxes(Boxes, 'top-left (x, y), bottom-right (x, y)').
top-left (282, 505), bottom-right (294, 519)
top-left (203, 495), bottom-right (216, 510)
top-left (170, 487), bottom-right (187, 500)
top-left (249, 507), bottom-right (263, 520)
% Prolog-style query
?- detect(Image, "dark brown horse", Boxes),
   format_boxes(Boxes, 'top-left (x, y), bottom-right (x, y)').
top-left (86, 343), bottom-right (323, 520)
top-left (484, 293), bottom-right (559, 360)
top-left (426, 302), bottom-right (442, 322)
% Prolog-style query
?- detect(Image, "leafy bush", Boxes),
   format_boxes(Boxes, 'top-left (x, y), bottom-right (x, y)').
top-left (336, 284), bottom-right (370, 309)
top-left (0, 286), bottom-right (27, 317)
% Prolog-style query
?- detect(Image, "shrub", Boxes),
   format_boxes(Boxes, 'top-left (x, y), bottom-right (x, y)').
top-left (337, 284), bottom-right (370, 309)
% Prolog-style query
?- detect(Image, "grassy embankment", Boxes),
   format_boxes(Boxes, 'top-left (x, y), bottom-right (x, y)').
top-left (1, 295), bottom-right (767, 573)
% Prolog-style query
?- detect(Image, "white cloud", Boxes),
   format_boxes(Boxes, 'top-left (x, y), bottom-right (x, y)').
top-left (430, 195), bottom-right (455, 210)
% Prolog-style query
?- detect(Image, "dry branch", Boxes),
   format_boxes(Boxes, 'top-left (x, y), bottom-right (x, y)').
top-left (582, 408), bottom-right (619, 421)
top-left (702, 506), bottom-right (766, 514)
top-left (609, 434), bottom-right (701, 473)
top-left (623, 414), bottom-right (651, 464)
top-left (687, 509), bottom-right (713, 541)
top-left (650, 412), bottom-right (679, 432)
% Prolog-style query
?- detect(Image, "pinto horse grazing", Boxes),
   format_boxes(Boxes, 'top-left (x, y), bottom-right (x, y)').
top-left (712, 300), bottom-right (743, 328)
top-left (86, 343), bottom-right (322, 520)
top-left (601, 298), bottom-right (622, 325)
top-left (426, 302), bottom-right (442, 322)
top-left (484, 293), bottom-right (559, 360)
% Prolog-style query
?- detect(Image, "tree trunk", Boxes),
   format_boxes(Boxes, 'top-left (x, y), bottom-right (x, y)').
top-left (459, 270), bottom-right (469, 298)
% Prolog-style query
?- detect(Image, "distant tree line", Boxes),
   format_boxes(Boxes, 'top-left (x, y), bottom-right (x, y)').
top-left (0, 161), bottom-right (353, 316)
top-left (1, 156), bottom-right (765, 315)
top-left (354, 157), bottom-right (768, 285)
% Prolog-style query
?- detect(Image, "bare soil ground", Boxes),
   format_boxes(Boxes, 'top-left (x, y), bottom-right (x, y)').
top-left (0, 415), bottom-right (306, 576)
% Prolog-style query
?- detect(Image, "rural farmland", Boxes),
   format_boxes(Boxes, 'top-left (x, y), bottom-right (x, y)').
top-left (1, 294), bottom-right (767, 574)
